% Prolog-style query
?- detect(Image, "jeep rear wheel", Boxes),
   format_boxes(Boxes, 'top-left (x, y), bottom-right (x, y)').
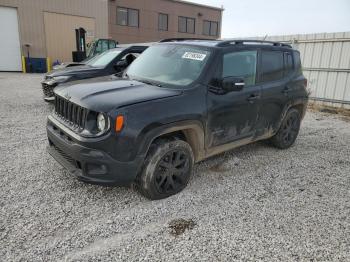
top-left (135, 140), bottom-right (194, 200)
top-left (270, 108), bottom-right (301, 149)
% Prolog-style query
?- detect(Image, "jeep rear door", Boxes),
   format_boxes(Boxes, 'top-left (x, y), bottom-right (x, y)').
top-left (206, 49), bottom-right (262, 148)
top-left (255, 49), bottom-right (293, 135)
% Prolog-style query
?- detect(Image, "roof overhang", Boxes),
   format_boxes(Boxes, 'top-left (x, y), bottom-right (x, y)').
top-left (166, 0), bottom-right (224, 11)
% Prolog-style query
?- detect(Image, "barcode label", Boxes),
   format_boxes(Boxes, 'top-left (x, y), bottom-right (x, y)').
top-left (182, 52), bottom-right (207, 61)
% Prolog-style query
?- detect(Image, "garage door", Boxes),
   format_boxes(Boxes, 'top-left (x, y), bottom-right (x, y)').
top-left (0, 6), bottom-right (22, 71)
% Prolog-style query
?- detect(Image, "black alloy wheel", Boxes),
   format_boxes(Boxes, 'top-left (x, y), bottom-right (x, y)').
top-left (270, 108), bottom-right (301, 149)
top-left (154, 149), bottom-right (190, 194)
top-left (280, 112), bottom-right (299, 145)
top-left (135, 139), bottom-right (194, 200)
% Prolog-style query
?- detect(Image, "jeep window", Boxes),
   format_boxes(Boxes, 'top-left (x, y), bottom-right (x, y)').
top-left (260, 50), bottom-right (284, 82)
top-left (95, 40), bottom-right (109, 54)
top-left (109, 40), bottom-right (117, 49)
top-left (86, 50), bottom-right (122, 67)
top-left (223, 50), bottom-right (257, 86)
top-left (126, 45), bottom-right (211, 86)
top-left (294, 51), bottom-right (302, 75)
top-left (121, 52), bottom-right (140, 60)
top-left (284, 52), bottom-right (294, 76)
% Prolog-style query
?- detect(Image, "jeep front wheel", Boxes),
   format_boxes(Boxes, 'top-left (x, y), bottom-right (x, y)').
top-left (136, 140), bottom-right (194, 200)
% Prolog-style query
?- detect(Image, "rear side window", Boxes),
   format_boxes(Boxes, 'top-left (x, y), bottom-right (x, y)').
top-left (284, 52), bottom-right (294, 76)
top-left (222, 50), bottom-right (257, 86)
top-left (260, 51), bottom-right (284, 82)
top-left (109, 40), bottom-right (116, 49)
top-left (95, 40), bottom-right (109, 54)
top-left (294, 51), bottom-right (302, 75)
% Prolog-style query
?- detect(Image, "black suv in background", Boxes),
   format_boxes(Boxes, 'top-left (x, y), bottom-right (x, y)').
top-left (41, 43), bottom-right (151, 101)
top-left (47, 39), bottom-right (308, 200)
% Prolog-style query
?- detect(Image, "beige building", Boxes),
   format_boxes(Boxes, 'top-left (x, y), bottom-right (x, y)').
top-left (0, 0), bottom-right (222, 72)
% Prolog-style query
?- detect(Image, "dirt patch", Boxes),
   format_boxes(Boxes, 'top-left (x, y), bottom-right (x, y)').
top-left (308, 103), bottom-right (350, 118)
top-left (340, 116), bottom-right (350, 123)
top-left (319, 108), bottom-right (338, 114)
top-left (209, 161), bottom-right (230, 172)
top-left (168, 219), bottom-right (196, 236)
top-left (209, 156), bottom-right (240, 173)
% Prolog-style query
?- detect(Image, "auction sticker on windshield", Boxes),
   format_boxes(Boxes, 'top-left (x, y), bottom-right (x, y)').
top-left (182, 52), bottom-right (207, 61)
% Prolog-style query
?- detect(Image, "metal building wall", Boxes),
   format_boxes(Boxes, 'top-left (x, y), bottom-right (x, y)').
top-left (265, 32), bottom-right (350, 108)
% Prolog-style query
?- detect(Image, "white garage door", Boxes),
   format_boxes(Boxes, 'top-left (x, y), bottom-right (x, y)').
top-left (0, 6), bottom-right (22, 71)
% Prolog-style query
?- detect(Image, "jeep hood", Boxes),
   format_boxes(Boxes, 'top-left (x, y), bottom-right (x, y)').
top-left (47, 65), bottom-right (102, 78)
top-left (52, 62), bottom-right (85, 70)
top-left (54, 78), bottom-right (183, 112)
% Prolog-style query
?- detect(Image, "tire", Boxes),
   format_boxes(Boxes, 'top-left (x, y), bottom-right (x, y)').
top-left (270, 108), bottom-right (301, 149)
top-left (135, 139), bottom-right (194, 200)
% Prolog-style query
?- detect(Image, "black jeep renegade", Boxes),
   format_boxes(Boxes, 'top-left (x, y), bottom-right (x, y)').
top-left (47, 39), bottom-right (308, 200)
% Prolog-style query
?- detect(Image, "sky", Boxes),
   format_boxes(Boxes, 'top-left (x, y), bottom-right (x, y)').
top-left (188, 0), bottom-right (350, 38)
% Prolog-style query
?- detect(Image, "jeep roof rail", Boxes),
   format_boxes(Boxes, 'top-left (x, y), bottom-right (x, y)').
top-left (159, 38), bottom-right (217, 43)
top-left (216, 39), bottom-right (292, 48)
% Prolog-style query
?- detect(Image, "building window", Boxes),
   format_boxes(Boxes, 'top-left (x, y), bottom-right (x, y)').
top-left (203, 20), bottom-right (218, 36)
top-left (178, 16), bottom-right (195, 34)
top-left (158, 13), bottom-right (168, 31)
top-left (117, 7), bottom-right (127, 26)
top-left (117, 7), bottom-right (139, 27)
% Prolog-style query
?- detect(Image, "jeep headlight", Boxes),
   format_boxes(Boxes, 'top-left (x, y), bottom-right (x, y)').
top-left (97, 113), bottom-right (108, 132)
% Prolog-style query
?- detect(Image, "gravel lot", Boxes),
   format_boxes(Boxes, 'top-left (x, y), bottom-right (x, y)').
top-left (1, 72), bottom-right (349, 261)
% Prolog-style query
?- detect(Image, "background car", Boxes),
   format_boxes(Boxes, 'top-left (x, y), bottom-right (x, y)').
top-left (41, 43), bottom-right (152, 102)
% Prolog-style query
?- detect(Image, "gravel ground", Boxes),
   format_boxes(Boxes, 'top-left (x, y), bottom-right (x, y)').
top-left (0, 72), bottom-right (349, 261)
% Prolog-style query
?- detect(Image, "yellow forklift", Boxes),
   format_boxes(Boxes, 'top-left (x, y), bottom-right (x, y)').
top-left (53, 28), bottom-right (118, 70)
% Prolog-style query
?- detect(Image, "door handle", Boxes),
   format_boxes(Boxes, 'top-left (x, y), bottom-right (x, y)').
top-left (247, 94), bottom-right (260, 103)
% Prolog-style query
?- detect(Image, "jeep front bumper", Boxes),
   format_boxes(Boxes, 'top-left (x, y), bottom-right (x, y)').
top-left (47, 116), bottom-right (144, 185)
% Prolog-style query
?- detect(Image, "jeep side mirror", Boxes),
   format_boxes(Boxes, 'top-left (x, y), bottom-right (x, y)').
top-left (222, 77), bottom-right (245, 92)
top-left (114, 60), bottom-right (128, 72)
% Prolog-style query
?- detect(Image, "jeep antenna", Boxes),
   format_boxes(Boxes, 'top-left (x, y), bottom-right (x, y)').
top-left (263, 34), bottom-right (268, 41)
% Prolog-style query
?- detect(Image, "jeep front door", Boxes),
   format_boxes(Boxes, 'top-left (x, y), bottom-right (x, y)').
top-left (206, 49), bottom-right (261, 148)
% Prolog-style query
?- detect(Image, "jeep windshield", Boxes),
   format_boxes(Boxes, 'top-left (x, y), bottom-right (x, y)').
top-left (86, 49), bottom-right (122, 68)
top-left (126, 44), bottom-right (211, 87)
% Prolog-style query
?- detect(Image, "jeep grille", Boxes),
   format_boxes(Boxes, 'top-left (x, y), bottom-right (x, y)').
top-left (42, 83), bottom-right (55, 97)
top-left (54, 95), bottom-right (87, 130)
